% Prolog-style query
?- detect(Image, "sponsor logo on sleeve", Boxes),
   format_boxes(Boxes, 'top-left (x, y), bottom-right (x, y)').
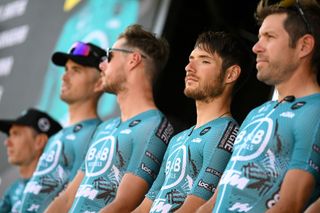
top-left (156, 118), bottom-right (174, 145)
top-left (141, 163), bottom-right (156, 179)
top-left (197, 179), bottom-right (215, 192)
top-left (145, 151), bottom-right (160, 165)
top-left (205, 167), bottom-right (222, 178)
top-left (218, 122), bottom-right (238, 153)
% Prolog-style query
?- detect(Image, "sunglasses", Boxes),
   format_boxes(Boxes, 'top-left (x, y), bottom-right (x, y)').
top-left (105, 48), bottom-right (147, 63)
top-left (69, 42), bottom-right (105, 61)
top-left (278, 0), bottom-right (312, 34)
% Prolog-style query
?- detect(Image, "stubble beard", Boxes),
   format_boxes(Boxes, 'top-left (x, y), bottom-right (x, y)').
top-left (184, 78), bottom-right (225, 103)
top-left (257, 61), bottom-right (297, 86)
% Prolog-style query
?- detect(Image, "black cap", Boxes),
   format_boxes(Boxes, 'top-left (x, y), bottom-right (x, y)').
top-left (0, 108), bottom-right (62, 137)
top-left (51, 42), bottom-right (106, 71)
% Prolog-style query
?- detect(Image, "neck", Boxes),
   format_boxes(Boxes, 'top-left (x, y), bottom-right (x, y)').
top-left (68, 100), bottom-right (99, 125)
top-left (117, 84), bottom-right (157, 122)
top-left (276, 67), bottom-right (320, 101)
top-left (19, 158), bottom-right (39, 179)
top-left (195, 92), bottom-right (232, 128)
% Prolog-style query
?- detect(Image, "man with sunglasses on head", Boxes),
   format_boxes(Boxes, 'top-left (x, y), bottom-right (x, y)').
top-left (0, 109), bottom-right (62, 213)
top-left (199, 0), bottom-right (320, 212)
top-left (20, 42), bottom-right (106, 212)
top-left (45, 24), bottom-right (174, 213)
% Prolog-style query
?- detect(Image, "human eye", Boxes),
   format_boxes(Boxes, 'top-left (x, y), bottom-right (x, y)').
top-left (202, 60), bottom-right (211, 64)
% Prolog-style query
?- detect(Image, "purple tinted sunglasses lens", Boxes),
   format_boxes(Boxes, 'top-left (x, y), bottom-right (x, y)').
top-left (69, 42), bottom-right (91, 56)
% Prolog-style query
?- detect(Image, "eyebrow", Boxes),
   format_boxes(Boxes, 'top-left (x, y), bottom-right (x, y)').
top-left (189, 54), bottom-right (213, 60)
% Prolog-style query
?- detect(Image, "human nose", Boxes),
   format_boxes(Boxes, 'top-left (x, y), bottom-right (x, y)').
top-left (185, 61), bottom-right (195, 74)
top-left (184, 61), bottom-right (193, 72)
top-left (4, 138), bottom-right (10, 147)
top-left (62, 69), bottom-right (70, 81)
top-left (99, 60), bottom-right (108, 73)
top-left (252, 39), bottom-right (264, 54)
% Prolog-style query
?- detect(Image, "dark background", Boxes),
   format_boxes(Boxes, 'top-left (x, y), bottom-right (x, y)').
top-left (155, 0), bottom-right (272, 133)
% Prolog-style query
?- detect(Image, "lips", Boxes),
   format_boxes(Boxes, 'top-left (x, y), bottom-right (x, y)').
top-left (7, 149), bottom-right (14, 156)
top-left (61, 83), bottom-right (70, 93)
top-left (185, 75), bottom-right (198, 84)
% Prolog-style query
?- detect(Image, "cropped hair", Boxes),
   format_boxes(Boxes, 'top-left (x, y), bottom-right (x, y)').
top-left (195, 31), bottom-right (253, 94)
top-left (118, 24), bottom-right (170, 83)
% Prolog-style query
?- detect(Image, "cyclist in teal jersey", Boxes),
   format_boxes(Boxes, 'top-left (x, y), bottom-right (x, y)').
top-left (133, 31), bottom-right (252, 213)
top-left (205, 1), bottom-right (320, 212)
top-left (0, 109), bottom-right (62, 213)
top-left (45, 24), bottom-right (174, 213)
top-left (20, 42), bottom-right (106, 212)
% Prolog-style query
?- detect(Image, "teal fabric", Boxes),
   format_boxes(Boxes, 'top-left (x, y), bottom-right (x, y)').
top-left (20, 119), bottom-right (100, 212)
top-left (214, 93), bottom-right (320, 213)
top-left (70, 110), bottom-right (174, 212)
top-left (147, 117), bottom-right (239, 212)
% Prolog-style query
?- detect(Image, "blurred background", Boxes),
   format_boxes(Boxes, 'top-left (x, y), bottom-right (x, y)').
top-left (0, 0), bottom-right (272, 195)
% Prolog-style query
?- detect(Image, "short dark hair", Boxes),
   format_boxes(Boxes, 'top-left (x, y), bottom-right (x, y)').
top-left (255, 0), bottom-right (320, 76)
top-left (195, 31), bottom-right (253, 94)
top-left (118, 24), bottom-right (170, 83)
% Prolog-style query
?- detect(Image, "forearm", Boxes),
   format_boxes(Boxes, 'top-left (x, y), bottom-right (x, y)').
top-left (99, 200), bottom-right (132, 213)
top-left (305, 198), bottom-right (320, 213)
top-left (175, 195), bottom-right (206, 213)
top-left (196, 189), bottom-right (218, 213)
top-left (45, 191), bottom-right (70, 213)
top-left (132, 197), bottom-right (153, 213)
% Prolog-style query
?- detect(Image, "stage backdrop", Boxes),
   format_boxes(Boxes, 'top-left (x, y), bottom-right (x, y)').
top-left (0, 0), bottom-right (170, 195)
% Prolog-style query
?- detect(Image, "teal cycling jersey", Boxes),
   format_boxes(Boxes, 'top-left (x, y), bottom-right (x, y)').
top-left (214, 93), bottom-right (320, 213)
top-left (0, 179), bottom-right (28, 213)
top-left (147, 117), bottom-right (239, 212)
top-left (20, 118), bottom-right (100, 212)
top-left (70, 109), bottom-right (174, 213)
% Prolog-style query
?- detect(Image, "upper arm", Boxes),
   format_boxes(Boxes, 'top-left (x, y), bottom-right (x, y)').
top-left (145, 147), bottom-right (170, 201)
top-left (127, 117), bottom-right (173, 187)
top-left (190, 121), bottom-right (238, 200)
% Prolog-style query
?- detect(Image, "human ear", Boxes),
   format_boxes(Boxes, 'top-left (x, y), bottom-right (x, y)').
top-left (225, 65), bottom-right (241, 84)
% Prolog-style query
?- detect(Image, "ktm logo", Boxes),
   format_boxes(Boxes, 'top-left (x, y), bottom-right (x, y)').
top-left (229, 202), bottom-right (252, 212)
top-left (151, 199), bottom-right (172, 213)
top-left (220, 170), bottom-right (249, 189)
top-left (76, 185), bottom-right (98, 200)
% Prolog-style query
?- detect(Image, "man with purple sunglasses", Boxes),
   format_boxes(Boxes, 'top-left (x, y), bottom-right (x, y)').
top-left (20, 42), bottom-right (106, 212)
